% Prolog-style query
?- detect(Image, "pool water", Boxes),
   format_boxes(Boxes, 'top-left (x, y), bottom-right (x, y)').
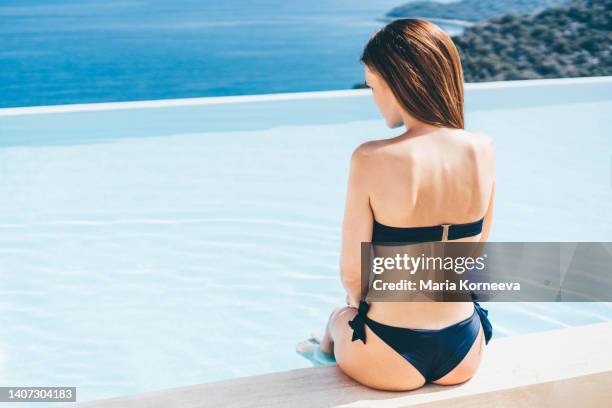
top-left (0, 78), bottom-right (611, 404)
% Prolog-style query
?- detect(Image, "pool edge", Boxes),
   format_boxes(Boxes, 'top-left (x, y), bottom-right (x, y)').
top-left (2, 76), bottom-right (611, 117)
top-left (67, 320), bottom-right (612, 408)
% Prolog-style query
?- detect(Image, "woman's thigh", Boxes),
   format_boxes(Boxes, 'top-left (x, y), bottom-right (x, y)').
top-left (329, 307), bottom-right (426, 391)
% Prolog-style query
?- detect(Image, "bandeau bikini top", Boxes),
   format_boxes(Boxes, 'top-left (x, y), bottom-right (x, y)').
top-left (372, 217), bottom-right (484, 244)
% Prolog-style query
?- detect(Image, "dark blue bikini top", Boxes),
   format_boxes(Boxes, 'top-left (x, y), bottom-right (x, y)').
top-left (372, 217), bottom-right (485, 244)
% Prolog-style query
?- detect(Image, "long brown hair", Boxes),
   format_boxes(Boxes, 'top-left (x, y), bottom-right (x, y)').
top-left (361, 18), bottom-right (465, 129)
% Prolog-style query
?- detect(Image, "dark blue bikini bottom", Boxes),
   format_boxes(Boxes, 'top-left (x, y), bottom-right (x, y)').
top-left (348, 301), bottom-right (493, 383)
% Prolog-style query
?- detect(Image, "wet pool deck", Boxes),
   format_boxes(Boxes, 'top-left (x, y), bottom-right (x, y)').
top-left (71, 321), bottom-right (611, 407)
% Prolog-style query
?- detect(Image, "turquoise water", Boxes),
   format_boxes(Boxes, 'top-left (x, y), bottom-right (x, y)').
top-left (0, 79), bottom-right (611, 404)
top-left (0, 0), bottom-right (465, 108)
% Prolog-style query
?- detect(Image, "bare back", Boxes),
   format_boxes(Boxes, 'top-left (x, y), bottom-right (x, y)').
top-left (361, 128), bottom-right (496, 328)
top-left (368, 128), bottom-right (495, 228)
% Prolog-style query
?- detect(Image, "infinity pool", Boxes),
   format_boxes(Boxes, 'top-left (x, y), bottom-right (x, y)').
top-left (1, 77), bottom-right (611, 404)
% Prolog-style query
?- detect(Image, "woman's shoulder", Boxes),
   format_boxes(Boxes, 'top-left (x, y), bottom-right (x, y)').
top-left (352, 138), bottom-right (389, 156)
top-left (348, 139), bottom-right (403, 185)
top-left (350, 138), bottom-right (409, 175)
top-left (350, 129), bottom-right (494, 167)
top-left (437, 129), bottom-right (496, 159)
top-left (468, 130), bottom-right (495, 147)
top-left (466, 130), bottom-right (496, 162)
top-left (351, 136), bottom-right (409, 161)
top-left (468, 130), bottom-right (495, 149)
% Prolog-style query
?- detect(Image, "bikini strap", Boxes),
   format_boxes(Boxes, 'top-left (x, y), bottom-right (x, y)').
top-left (347, 300), bottom-right (370, 343)
top-left (473, 301), bottom-right (493, 344)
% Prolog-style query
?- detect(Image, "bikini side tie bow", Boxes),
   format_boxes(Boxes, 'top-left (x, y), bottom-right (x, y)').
top-left (348, 300), bottom-right (370, 343)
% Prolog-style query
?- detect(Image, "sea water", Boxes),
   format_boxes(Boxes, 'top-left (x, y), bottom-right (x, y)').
top-left (0, 0), bottom-right (464, 108)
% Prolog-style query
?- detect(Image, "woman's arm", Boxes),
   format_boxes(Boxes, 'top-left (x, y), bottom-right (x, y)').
top-left (340, 145), bottom-right (374, 307)
top-left (480, 181), bottom-right (495, 242)
top-left (480, 136), bottom-right (496, 242)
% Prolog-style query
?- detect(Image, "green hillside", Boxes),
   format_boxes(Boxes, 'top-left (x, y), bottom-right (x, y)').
top-left (454, 0), bottom-right (611, 81)
top-left (387, 0), bottom-right (570, 22)
top-left (354, 0), bottom-right (610, 87)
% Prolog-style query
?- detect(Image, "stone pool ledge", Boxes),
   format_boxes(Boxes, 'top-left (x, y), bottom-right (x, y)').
top-left (71, 321), bottom-right (611, 408)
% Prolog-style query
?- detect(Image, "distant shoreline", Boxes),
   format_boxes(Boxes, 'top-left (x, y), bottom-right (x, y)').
top-left (377, 16), bottom-right (475, 28)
